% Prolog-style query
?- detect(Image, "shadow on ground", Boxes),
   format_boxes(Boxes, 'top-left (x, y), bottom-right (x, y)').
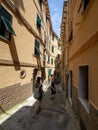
top-left (0, 85), bottom-right (80, 130)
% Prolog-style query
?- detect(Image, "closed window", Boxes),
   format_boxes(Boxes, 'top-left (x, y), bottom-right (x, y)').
top-left (51, 58), bottom-right (53, 65)
top-left (48, 69), bottom-right (51, 76)
top-left (34, 39), bottom-right (42, 56)
top-left (52, 46), bottom-right (54, 53)
top-left (48, 55), bottom-right (50, 63)
top-left (36, 14), bottom-right (41, 30)
top-left (52, 33), bottom-right (54, 41)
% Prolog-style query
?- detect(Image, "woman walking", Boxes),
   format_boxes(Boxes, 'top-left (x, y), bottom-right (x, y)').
top-left (32, 77), bottom-right (43, 117)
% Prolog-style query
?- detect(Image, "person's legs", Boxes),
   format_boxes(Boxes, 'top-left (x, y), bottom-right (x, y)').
top-left (35, 100), bottom-right (41, 113)
top-left (32, 100), bottom-right (40, 117)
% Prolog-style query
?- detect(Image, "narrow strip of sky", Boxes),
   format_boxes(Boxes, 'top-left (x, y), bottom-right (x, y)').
top-left (48, 0), bottom-right (65, 37)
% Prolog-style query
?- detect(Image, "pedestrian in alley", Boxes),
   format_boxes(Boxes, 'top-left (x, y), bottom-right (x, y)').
top-left (50, 74), bottom-right (56, 99)
top-left (32, 77), bottom-right (43, 117)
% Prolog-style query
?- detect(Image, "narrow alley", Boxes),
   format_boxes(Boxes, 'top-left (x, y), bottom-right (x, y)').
top-left (0, 84), bottom-right (81, 130)
top-left (0, 0), bottom-right (98, 130)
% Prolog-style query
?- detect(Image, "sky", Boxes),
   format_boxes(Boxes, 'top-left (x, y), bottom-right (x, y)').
top-left (48, 0), bottom-right (65, 37)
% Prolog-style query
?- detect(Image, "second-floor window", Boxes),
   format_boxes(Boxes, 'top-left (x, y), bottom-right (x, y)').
top-left (48, 55), bottom-right (50, 63)
top-left (0, 5), bottom-right (16, 40)
top-left (52, 46), bottom-right (54, 53)
top-left (51, 58), bottom-right (53, 65)
top-left (36, 14), bottom-right (41, 30)
top-left (52, 33), bottom-right (54, 41)
top-left (34, 39), bottom-right (42, 56)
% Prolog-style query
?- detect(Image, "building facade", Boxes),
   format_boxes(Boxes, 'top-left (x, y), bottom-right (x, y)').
top-left (46, 30), bottom-right (59, 78)
top-left (61, 0), bottom-right (98, 130)
top-left (0, 0), bottom-right (58, 112)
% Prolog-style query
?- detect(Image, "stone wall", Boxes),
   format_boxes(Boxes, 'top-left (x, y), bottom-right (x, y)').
top-left (0, 82), bottom-right (32, 114)
top-left (87, 104), bottom-right (98, 130)
top-left (72, 85), bottom-right (98, 130)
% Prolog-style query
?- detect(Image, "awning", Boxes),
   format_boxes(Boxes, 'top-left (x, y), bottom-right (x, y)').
top-left (1, 16), bottom-right (16, 35)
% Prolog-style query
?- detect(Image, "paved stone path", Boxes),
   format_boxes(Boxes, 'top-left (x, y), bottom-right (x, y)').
top-left (0, 84), bottom-right (81, 130)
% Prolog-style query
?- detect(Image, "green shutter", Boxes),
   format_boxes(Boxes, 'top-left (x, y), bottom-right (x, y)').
top-left (35, 40), bottom-right (42, 56)
top-left (0, 5), bottom-right (12, 24)
top-left (51, 58), bottom-right (53, 65)
top-left (52, 46), bottom-right (54, 53)
top-left (0, 5), bottom-right (16, 37)
top-left (48, 55), bottom-right (50, 63)
top-left (1, 16), bottom-right (16, 35)
top-left (36, 14), bottom-right (41, 30)
top-left (52, 34), bottom-right (54, 41)
top-left (48, 69), bottom-right (51, 76)
top-left (40, 0), bottom-right (44, 3)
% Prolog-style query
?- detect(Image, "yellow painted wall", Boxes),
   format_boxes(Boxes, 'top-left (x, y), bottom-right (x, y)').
top-left (68, 0), bottom-right (98, 107)
top-left (0, 0), bottom-right (45, 88)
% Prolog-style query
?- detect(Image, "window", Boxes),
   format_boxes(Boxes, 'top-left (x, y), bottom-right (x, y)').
top-left (46, 15), bottom-right (49, 22)
top-left (83, 0), bottom-right (90, 11)
top-left (34, 39), bottom-right (42, 56)
top-left (78, 0), bottom-right (90, 13)
top-left (36, 14), bottom-right (41, 30)
top-left (51, 58), bottom-right (53, 65)
top-left (39, 0), bottom-right (44, 4)
top-left (58, 44), bottom-right (60, 50)
top-left (48, 55), bottom-right (50, 63)
top-left (78, 66), bottom-right (89, 111)
top-left (48, 69), bottom-right (51, 76)
top-left (52, 46), bottom-right (54, 53)
top-left (52, 33), bottom-right (54, 41)
top-left (0, 5), bottom-right (16, 40)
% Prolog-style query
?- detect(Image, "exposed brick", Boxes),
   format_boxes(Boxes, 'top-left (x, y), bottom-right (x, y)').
top-left (0, 82), bottom-right (32, 114)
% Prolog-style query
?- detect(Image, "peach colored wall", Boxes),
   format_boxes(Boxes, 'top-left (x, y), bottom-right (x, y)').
top-left (68, 0), bottom-right (98, 107)
top-left (0, 1), bottom-right (45, 88)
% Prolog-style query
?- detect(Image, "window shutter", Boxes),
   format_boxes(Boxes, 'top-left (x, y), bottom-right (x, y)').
top-left (34, 40), bottom-right (42, 56)
top-left (0, 5), bottom-right (16, 40)
top-left (39, 0), bottom-right (44, 4)
top-left (1, 16), bottom-right (16, 35)
top-left (36, 14), bottom-right (41, 30)
top-left (52, 33), bottom-right (54, 41)
top-left (52, 46), bottom-right (54, 53)
top-left (48, 55), bottom-right (50, 63)
top-left (48, 69), bottom-right (51, 76)
top-left (51, 58), bottom-right (53, 65)
top-left (0, 5), bottom-right (12, 24)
